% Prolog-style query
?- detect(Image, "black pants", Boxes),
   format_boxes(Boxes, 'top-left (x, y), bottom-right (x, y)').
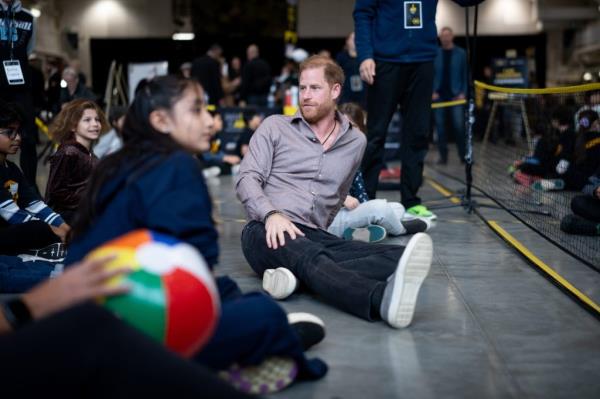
top-left (0, 303), bottom-right (256, 398)
top-left (241, 221), bottom-right (404, 320)
top-left (572, 195), bottom-right (600, 222)
top-left (362, 61), bottom-right (434, 208)
top-left (0, 220), bottom-right (60, 255)
top-left (0, 89), bottom-right (38, 190)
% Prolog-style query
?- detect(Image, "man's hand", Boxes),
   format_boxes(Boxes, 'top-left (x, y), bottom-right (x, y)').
top-left (50, 223), bottom-right (71, 243)
top-left (223, 155), bottom-right (241, 165)
top-left (454, 93), bottom-right (466, 100)
top-left (359, 59), bottom-right (376, 85)
top-left (594, 187), bottom-right (600, 199)
top-left (343, 195), bottom-right (360, 210)
top-left (22, 255), bottom-right (131, 320)
top-left (265, 213), bottom-right (305, 250)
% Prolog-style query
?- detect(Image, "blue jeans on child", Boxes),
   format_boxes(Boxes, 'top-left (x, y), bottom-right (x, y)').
top-left (0, 255), bottom-right (57, 293)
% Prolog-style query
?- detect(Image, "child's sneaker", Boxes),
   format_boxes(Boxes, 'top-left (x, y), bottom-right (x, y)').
top-left (406, 205), bottom-right (437, 221)
top-left (287, 312), bottom-right (326, 350)
top-left (262, 267), bottom-right (297, 300)
top-left (342, 225), bottom-right (387, 242)
top-left (380, 233), bottom-right (432, 329)
top-left (20, 242), bottom-right (66, 263)
top-left (531, 178), bottom-right (565, 191)
top-left (218, 356), bottom-right (298, 395)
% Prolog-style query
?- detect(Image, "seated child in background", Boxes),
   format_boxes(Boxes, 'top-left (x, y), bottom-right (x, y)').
top-left (45, 99), bottom-right (108, 224)
top-left (237, 110), bottom-right (264, 158)
top-left (511, 106), bottom-right (575, 187)
top-left (201, 109), bottom-right (241, 178)
top-left (533, 109), bottom-right (600, 191)
top-left (560, 164), bottom-right (600, 236)
top-left (93, 106), bottom-right (127, 159)
top-left (328, 103), bottom-right (431, 243)
top-left (0, 100), bottom-right (68, 260)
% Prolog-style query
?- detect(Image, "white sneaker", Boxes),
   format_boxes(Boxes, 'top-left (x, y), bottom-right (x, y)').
top-left (202, 166), bottom-right (221, 179)
top-left (380, 233), bottom-right (433, 328)
top-left (262, 267), bottom-right (297, 300)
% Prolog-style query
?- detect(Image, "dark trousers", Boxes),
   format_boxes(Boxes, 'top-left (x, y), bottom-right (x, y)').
top-left (434, 104), bottom-right (466, 162)
top-left (362, 61), bottom-right (434, 208)
top-left (0, 220), bottom-right (60, 255)
top-left (572, 195), bottom-right (600, 222)
top-left (241, 221), bottom-right (404, 320)
top-left (195, 276), bottom-right (327, 379)
top-left (0, 89), bottom-right (38, 190)
top-left (0, 303), bottom-right (256, 398)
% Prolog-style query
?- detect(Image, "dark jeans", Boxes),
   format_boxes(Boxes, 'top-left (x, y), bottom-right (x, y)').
top-left (362, 61), bottom-right (434, 208)
top-left (241, 221), bottom-right (404, 320)
top-left (572, 195), bottom-right (600, 222)
top-left (195, 276), bottom-right (327, 380)
top-left (0, 303), bottom-right (256, 398)
top-left (434, 104), bottom-right (466, 162)
top-left (0, 255), bottom-right (56, 293)
top-left (0, 220), bottom-right (61, 255)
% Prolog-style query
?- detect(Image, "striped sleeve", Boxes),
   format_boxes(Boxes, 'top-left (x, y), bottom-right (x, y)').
top-left (25, 200), bottom-right (65, 227)
top-left (0, 199), bottom-right (35, 224)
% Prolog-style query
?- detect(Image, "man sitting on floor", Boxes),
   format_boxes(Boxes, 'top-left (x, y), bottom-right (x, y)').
top-left (236, 55), bottom-right (433, 329)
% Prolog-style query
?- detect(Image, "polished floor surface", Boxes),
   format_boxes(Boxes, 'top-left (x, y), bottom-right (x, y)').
top-left (208, 155), bottom-right (600, 399)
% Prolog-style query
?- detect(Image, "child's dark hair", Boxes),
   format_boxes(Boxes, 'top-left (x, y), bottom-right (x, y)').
top-left (108, 106), bottom-right (128, 127)
top-left (574, 109), bottom-right (600, 165)
top-left (69, 75), bottom-right (201, 241)
top-left (0, 99), bottom-right (24, 128)
top-left (551, 106), bottom-right (572, 127)
top-left (338, 102), bottom-right (366, 132)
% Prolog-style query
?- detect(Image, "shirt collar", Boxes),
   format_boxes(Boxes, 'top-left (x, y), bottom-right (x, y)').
top-left (290, 108), bottom-right (352, 135)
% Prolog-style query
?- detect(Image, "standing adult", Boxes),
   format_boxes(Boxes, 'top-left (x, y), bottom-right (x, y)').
top-left (239, 44), bottom-right (272, 107)
top-left (354, 0), bottom-right (484, 219)
top-left (191, 44), bottom-right (225, 106)
top-left (433, 26), bottom-right (467, 165)
top-left (0, 0), bottom-right (38, 189)
top-left (335, 32), bottom-right (366, 108)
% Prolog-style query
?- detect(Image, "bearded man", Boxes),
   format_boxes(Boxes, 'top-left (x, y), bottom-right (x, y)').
top-left (236, 55), bottom-right (433, 329)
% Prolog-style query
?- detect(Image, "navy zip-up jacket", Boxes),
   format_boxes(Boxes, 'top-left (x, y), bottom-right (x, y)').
top-left (65, 151), bottom-right (219, 268)
top-left (354, 0), bottom-right (484, 64)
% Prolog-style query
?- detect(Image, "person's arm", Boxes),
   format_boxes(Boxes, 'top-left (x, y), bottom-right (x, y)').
top-left (0, 255), bottom-right (129, 334)
top-left (235, 120), bottom-right (278, 222)
top-left (26, 14), bottom-right (37, 56)
top-left (457, 47), bottom-right (468, 99)
top-left (349, 171), bottom-right (370, 203)
top-left (353, 0), bottom-right (377, 85)
top-left (46, 151), bottom-right (86, 210)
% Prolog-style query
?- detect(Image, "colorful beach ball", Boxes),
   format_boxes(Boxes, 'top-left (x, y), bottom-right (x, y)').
top-left (87, 229), bottom-right (220, 357)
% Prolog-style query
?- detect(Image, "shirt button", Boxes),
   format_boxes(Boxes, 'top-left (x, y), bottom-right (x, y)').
top-left (311, 191), bottom-right (316, 195)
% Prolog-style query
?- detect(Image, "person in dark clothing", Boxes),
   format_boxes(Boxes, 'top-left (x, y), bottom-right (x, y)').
top-left (66, 75), bottom-right (327, 395)
top-left (191, 44), bottom-right (224, 106)
top-left (57, 66), bottom-right (97, 111)
top-left (0, 100), bottom-right (68, 256)
top-left (45, 99), bottom-right (108, 224)
top-left (336, 32), bottom-right (366, 108)
top-left (560, 164), bottom-right (600, 236)
top-left (240, 44), bottom-right (272, 107)
top-left (0, 0), bottom-right (38, 190)
top-left (354, 0), bottom-right (485, 219)
top-left (432, 26), bottom-right (467, 164)
top-left (0, 256), bottom-right (258, 399)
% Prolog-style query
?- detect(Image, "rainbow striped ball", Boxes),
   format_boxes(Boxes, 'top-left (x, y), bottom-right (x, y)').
top-left (87, 229), bottom-right (220, 357)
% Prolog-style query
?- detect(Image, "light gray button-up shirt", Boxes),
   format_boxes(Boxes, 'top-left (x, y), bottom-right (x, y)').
top-left (235, 110), bottom-right (367, 230)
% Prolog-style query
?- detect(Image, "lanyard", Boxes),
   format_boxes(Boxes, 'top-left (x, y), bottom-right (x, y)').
top-left (1, 9), bottom-right (16, 59)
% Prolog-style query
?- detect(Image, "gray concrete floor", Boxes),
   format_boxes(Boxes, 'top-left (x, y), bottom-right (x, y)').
top-left (26, 141), bottom-right (600, 398)
top-left (208, 155), bottom-right (600, 399)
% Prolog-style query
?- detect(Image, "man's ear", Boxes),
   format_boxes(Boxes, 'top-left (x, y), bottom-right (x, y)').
top-left (149, 109), bottom-right (172, 134)
top-left (331, 83), bottom-right (342, 101)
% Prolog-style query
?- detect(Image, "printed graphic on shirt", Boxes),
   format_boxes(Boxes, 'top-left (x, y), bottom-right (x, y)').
top-left (4, 179), bottom-right (18, 201)
top-left (404, 1), bottom-right (423, 29)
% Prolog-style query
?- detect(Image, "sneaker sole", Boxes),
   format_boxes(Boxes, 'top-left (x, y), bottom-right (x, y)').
top-left (219, 356), bottom-right (298, 395)
top-left (262, 267), bottom-right (297, 300)
top-left (385, 233), bottom-right (432, 328)
top-left (344, 226), bottom-right (387, 243)
top-left (287, 312), bottom-right (325, 327)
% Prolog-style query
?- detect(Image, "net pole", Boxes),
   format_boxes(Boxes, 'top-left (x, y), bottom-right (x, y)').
top-left (463, 5), bottom-right (478, 210)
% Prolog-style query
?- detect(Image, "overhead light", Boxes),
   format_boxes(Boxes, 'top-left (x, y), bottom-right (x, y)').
top-left (31, 8), bottom-right (41, 18)
top-left (583, 72), bottom-right (593, 82)
top-left (172, 32), bottom-right (195, 41)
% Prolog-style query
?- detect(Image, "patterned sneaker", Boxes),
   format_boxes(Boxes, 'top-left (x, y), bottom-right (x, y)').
top-left (406, 205), bottom-right (437, 221)
top-left (380, 233), bottom-right (433, 329)
top-left (287, 312), bottom-right (326, 351)
top-left (219, 356), bottom-right (298, 395)
top-left (342, 225), bottom-right (387, 243)
top-left (262, 267), bottom-right (297, 300)
top-left (20, 242), bottom-right (66, 263)
top-left (531, 179), bottom-right (565, 191)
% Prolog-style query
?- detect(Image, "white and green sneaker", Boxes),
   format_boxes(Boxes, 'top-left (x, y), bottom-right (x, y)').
top-left (406, 205), bottom-right (437, 221)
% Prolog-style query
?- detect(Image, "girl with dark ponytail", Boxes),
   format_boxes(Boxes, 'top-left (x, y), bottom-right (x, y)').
top-left (65, 75), bottom-right (327, 394)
